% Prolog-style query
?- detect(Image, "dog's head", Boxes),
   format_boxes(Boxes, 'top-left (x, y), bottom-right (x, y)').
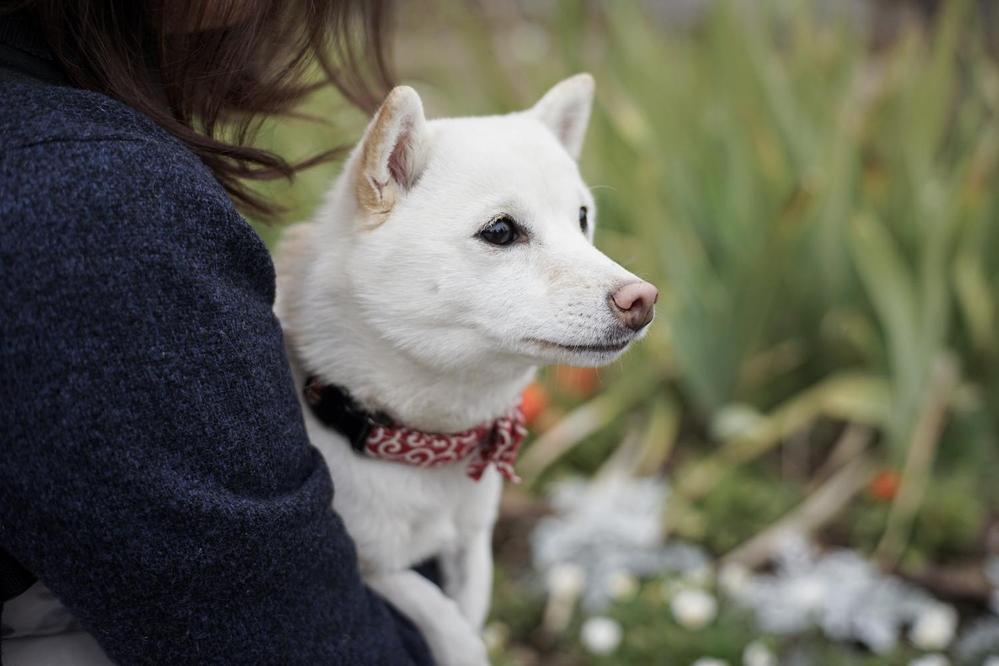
top-left (299, 74), bottom-right (656, 373)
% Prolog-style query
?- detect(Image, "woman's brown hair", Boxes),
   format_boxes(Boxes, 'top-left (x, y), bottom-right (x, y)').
top-left (4, 0), bottom-right (394, 218)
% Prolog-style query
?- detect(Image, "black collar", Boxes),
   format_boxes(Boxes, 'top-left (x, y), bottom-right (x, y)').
top-left (0, 10), bottom-right (69, 85)
top-left (302, 376), bottom-right (392, 453)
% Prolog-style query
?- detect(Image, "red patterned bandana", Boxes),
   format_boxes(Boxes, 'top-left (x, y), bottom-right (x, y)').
top-left (365, 409), bottom-right (526, 483)
top-left (303, 376), bottom-right (527, 483)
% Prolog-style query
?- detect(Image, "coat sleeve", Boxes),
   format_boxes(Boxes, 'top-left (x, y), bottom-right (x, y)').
top-left (0, 136), bottom-right (433, 665)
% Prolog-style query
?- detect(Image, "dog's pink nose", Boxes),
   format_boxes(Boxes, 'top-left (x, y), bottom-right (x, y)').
top-left (610, 281), bottom-right (658, 331)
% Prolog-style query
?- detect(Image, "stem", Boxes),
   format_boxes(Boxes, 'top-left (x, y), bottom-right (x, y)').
top-left (875, 354), bottom-right (959, 569)
top-left (722, 433), bottom-right (876, 569)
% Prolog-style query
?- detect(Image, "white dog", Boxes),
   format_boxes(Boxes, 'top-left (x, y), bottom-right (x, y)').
top-left (275, 73), bottom-right (657, 665)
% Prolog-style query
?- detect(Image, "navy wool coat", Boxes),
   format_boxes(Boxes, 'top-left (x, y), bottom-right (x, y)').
top-left (0, 12), bottom-right (432, 665)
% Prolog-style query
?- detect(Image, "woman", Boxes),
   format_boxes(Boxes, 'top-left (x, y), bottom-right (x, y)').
top-left (0, 1), bottom-right (433, 663)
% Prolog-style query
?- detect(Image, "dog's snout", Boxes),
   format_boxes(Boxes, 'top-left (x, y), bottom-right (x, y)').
top-left (609, 281), bottom-right (658, 331)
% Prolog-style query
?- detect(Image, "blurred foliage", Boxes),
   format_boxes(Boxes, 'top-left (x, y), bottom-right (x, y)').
top-left (368, 0), bottom-right (999, 563)
top-left (594, 595), bottom-right (759, 666)
top-left (251, 0), bottom-right (999, 662)
top-left (690, 464), bottom-right (804, 554)
top-left (848, 470), bottom-right (987, 565)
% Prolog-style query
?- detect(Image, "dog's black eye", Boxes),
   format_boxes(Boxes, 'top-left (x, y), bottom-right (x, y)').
top-left (579, 206), bottom-right (588, 233)
top-left (478, 216), bottom-right (520, 246)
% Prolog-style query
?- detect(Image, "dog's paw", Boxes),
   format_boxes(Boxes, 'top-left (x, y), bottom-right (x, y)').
top-left (425, 627), bottom-right (489, 666)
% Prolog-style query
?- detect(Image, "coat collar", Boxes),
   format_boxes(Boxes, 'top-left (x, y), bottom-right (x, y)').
top-left (0, 10), bottom-right (69, 85)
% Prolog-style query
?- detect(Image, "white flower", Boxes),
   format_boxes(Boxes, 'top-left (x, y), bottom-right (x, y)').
top-left (531, 476), bottom-right (710, 611)
top-left (546, 563), bottom-right (586, 598)
top-left (908, 654), bottom-right (949, 666)
top-left (691, 658), bottom-right (729, 666)
top-left (785, 573), bottom-right (825, 612)
top-left (671, 589), bottom-right (718, 630)
top-left (711, 403), bottom-right (765, 440)
top-left (983, 657), bottom-right (999, 666)
top-left (606, 570), bottom-right (639, 601)
top-left (742, 639), bottom-right (776, 666)
top-left (543, 562), bottom-right (586, 634)
top-left (718, 562), bottom-right (752, 597)
top-left (909, 603), bottom-right (958, 651)
top-left (482, 622), bottom-right (508, 652)
top-left (580, 616), bottom-right (622, 655)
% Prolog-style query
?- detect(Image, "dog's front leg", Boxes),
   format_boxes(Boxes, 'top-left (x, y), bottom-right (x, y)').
top-left (441, 528), bottom-right (493, 630)
top-left (367, 569), bottom-right (489, 666)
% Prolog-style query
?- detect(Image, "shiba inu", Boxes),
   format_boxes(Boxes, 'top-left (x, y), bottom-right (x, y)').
top-left (275, 73), bottom-right (657, 665)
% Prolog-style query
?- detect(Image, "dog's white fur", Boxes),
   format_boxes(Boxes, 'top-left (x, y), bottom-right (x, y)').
top-left (275, 74), bottom-right (652, 665)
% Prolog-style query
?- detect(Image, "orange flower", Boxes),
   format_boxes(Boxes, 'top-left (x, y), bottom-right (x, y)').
top-left (869, 469), bottom-right (901, 502)
top-left (556, 366), bottom-right (600, 399)
top-left (520, 382), bottom-right (549, 426)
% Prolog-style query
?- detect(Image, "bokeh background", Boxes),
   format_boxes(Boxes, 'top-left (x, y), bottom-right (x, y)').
top-left (251, 1), bottom-right (999, 664)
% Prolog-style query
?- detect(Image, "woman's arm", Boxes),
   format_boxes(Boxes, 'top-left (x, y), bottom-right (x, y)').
top-left (0, 133), bottom-right (432, 665)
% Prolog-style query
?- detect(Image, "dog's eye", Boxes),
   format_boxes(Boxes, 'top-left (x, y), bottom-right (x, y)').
top-left (478, 216), bottom-right (520, 246)
top-left (579, 206), bottom-right (588, 233)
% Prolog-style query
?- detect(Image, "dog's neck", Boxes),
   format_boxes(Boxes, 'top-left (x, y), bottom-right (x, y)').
top-left (290, 311), bottom-right (536, 434)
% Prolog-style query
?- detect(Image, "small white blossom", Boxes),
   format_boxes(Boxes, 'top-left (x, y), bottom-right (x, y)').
top-left (532, 476), bottom-right (709, 612)
top-left (909, 603), bottom-right (958, 651)
top-left (691, 658), bottom-right (729, 666)
top-left (742, 639), bottom-right (776, 666)
top-left (712, 403), bottom-right (765, 440)
top-left (723, 541), bottom-right (939, 653)
top-left (482, 622), bottom-right (508, 652)
top-left (543, 562), bottom-right (586, 634)
top-left (671, 588), bottom-right (718, 630)
top-left (606, 570), bottom-right (639, 601)
top-left (581, 616), bottom-right (623, 655)
top-left (546, 563), bottom-right (586, 598)
top-left (908, 654), bottom-right (949, 666)
top-left (718, 562), bottom-right (752, 597)
top-left (785, 574), bottom-right (825, 612)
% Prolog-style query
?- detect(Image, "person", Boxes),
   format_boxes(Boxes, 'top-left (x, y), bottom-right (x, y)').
top-left (0, 1), bottom-right (434, 663)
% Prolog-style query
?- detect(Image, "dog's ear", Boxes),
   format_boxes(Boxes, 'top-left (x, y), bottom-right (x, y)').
top-left (355, 85), bottom-right (428, 214)
top-left (529, 73), bottom-right (594, 161)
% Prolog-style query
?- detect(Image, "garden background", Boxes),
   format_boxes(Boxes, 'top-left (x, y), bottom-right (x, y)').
top-left (251, 1), bottom-right (999, 663)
